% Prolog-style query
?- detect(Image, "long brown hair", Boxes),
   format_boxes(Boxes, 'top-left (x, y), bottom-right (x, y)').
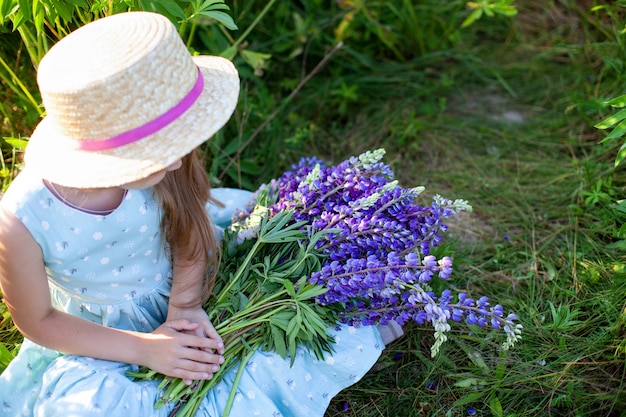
top-left (154, 149), bottom-right (221, 303)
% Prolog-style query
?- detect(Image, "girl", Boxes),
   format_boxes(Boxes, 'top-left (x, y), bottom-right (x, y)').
top-left (0, 11), bottom-right (387, 417)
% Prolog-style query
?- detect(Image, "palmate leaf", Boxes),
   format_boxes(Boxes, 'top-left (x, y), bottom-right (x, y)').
top-left (151, 0), bottom-right (186, 22)
top-left (282, 279), bottom-right (296, 298)
top-left (209, 202), bottom-right (338, 367)
top-left (250, 249), bottom-right (309, 293)
top-left (265, 310), bottom-right (295, 360)
top-left (296, 282), bottom-right (327, 301)
top-left (257, 211), bottom-right (308, 243)
top-left (286, 311), bottom-right (303, 339)
top-left (270, 324), bottom-right (288, 358)
top-left (269, 310), bottom-right (294, 331)
top-left (197, 10), bottom-right (236, 30)
top-left (191, 0), bottom-right (237, 30)
top-left (261, 245), bottom-right (321, 284)
top-left (264, 299), bottom-right (336, 363)
top-left (286, 316), bottom-right (302, 364)
top-left (299, 303), bottom-right (334, 340)
top-left (256, 278), bottom-right (336, 364)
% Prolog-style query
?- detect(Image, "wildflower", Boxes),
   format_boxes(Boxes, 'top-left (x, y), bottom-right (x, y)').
top-left (135, 148), bottom-right (522, 415)
top-left (260, 149), bottom-right (519, 356)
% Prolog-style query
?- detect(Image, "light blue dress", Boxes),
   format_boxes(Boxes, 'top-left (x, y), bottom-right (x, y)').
top-left (0, 167), bottom-right (384, 417)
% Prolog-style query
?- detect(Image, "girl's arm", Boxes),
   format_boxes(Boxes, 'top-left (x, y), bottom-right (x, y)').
top-left (167, 260), bottom-right (224, 355)
top-left (0, 208), bottom-right (223, 381)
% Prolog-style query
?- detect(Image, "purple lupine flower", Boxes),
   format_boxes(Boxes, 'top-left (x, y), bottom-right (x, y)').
top-left (341, 401), bottom-right (350, 412)
top-left (438, 257), bottom-right (453, 279)
top-left (245, 149), bottom-right (521, 356)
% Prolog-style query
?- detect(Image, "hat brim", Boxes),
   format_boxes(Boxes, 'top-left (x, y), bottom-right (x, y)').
top-left (24, 55), bottom-right (239, 189)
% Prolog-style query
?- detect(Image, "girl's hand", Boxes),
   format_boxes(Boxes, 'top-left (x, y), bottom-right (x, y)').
top-left (167, 305), bottom-right (224, 355)
top-left (143, 319), bottom-right (225, 382)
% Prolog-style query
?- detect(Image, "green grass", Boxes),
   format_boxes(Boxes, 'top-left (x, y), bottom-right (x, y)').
top-left (2, 0), bottom-right (626, 416)
top-left (321, 86), bottom-right (626, 415)
top-left (290, 3), bottom-right (626, 415)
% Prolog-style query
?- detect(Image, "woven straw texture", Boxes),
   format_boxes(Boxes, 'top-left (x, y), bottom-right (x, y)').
top-left (25, 12), bottom-right (240, 188)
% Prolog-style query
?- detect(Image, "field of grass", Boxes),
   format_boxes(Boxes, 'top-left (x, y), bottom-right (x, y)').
top-left (2, 0), bottom-right (626, 416)
top-left (318, 3), bottom-right (626, 416)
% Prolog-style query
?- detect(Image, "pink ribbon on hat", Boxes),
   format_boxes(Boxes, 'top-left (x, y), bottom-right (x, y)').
top-left (77, 67), bottom-right (204, 151)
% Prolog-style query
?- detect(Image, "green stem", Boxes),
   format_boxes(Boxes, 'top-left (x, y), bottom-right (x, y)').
top-left (0, 103), bottom-right (15, 138)
top-left (0, 55), bottom-right (41, 114)
top-left (227, 0), bottom-right (276, 53)
top-left (215, 239), bottom-right (264, 305)
top-left (221, 347), bottom-right (257, 417)
top-left (217, 303), bottom-right (290, 339)
top-left (215, 292), bottom-right (290, 328)
top-left (36, 27), bottom-right (49, 63)
top-left (16, 26), bottom-right (40, 67)
top-left (185, 19), bottom-right (197, 49)
top-left (172, 338), bottom-right (261, 417)
top-left (179, 10), bottom-right (188, 38)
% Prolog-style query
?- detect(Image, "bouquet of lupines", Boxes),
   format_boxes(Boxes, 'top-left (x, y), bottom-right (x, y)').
top-left (129, 149), bottom-right (522, 417)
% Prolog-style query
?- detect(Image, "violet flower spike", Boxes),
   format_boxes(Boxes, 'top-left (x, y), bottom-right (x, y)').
top-left (245, 149), bottom-right (520, 355)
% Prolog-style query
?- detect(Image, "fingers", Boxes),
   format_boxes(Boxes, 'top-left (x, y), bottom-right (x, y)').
top-left (201, 321), bottom-right (221, 340)
top-left (176, 332), bottom-right (225, 369)
top-left (171, 361), bottom-right (218, 383)
top-left (160, 320), bottom-right (224, 355)
top-left (165, 318), bottom-right (224, 353)
top-left (175, 369), bottom-right (214, 384)
top-left (152, 319), bottom-right (226, 381)
top-left (213, 344), bottom-right (225, 355)
top-left (184, 332), bottom-right (224, 353)
top-left (200, 324), bottom-right (225, 354)
top-left (184, 347), bottom-right (225, 368)
top-left (171, 346), bottom-right (225, 383)
top-left (165, 318), bottom-right (199, 332)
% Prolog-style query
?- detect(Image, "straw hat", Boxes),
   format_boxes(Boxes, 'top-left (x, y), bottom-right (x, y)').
top-left (24, 11), bottom-right (240, 188)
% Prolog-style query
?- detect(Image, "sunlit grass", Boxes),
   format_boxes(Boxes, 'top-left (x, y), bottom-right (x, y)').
top-left (317, 4), bottom-right (626, 414)
top-left (2, 0), bottom-right (626, 416)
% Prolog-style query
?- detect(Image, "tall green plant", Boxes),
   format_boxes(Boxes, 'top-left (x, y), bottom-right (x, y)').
top-left (0, 0), bottom-right (237, 116)
top-left (462, 0), bottom-right (517, 27)
top-left (0, 0), bottom-right (237, 65)
top-left (331, 0), bottom-right (517, 61)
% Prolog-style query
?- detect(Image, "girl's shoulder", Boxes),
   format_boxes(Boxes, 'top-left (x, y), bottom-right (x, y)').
top-left (0, 167), bottom-right (47, 214)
